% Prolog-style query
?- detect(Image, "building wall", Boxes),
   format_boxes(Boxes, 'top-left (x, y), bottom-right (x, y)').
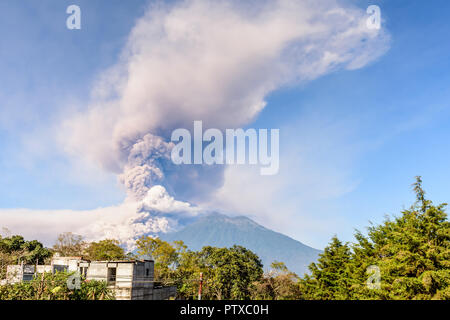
top-left (113, 262), bottom-right (134, 300)
top-left (131, 260), bottom-right (154, 300)
top-left (5, 265), bottom-right (24, 284)
top-left (52, 257), bottom-right (83, 273)
top-left (5, 258), bottom-right (83, 284)
top-left (153, 286), bottom-right (177, 300)
top-left (3, 258), bottom-right (176, 300)
top-left (86, 262), bottom-right (109, 281)
top-left (85, 261), bottom-right (138, 300)
top-left (36, 265), bottom-right (52, 274)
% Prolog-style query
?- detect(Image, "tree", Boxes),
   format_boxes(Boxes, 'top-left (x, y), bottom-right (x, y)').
top-left (174, 249), bottom-right (203, 299)
top-left (135, 239), bottom-right (264, 300)
top-left (251, 261), bottom-right (302, 300)
top-left (349, 177), bottom-right (450, 299)
top-left (300, 236), bottom-right (353, 300)
top-left (53, 232), bottom-right (86, 257)
top-left (0, 235), bottom-right (51, 266)
top-left (85, 240), bottom-right (126, 261)
top-left (299, 177), bottom-right (450, 300)
top-left (198, 245), bottom-right (263, 300)
top-left (136, 236), bottom-right (187, 283)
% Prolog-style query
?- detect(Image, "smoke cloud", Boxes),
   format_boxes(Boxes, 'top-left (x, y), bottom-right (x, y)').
top-left (61, 0), bottom-right (389, 200)
top-left (2, 0), bottom-right (390, 248)
top-left (0, 185), bottom-right (199, 250)
top-left (118, 133), bottom-right (174, 200)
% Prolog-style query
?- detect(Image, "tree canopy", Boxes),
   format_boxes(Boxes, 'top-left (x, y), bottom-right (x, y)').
top-left (1, 177), bottom-right (448, 300)
top-left (300, 177), bottom-right (450, 300)
top-left (52, 232), bottom-right (85, 257)
top-left (136, 237), bottom-right (263, 300)
top-left (85, 239), bottom-right (126, 261)
top-left (0, 235), bottom-right (51, 265)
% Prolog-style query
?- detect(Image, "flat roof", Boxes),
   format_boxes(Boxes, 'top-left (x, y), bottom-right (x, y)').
top-left (88, 259), bottom-right (154, 263)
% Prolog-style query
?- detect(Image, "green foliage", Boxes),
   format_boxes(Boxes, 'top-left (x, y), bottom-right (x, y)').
top-left (0, 235), bottom-right (52, 279)
top-left (0, 235), bottom-right (51, 264)
top-left (174, 249), bottom-right (203, 299)
top-left (251, 262), bottom-right (302, 300)
top-left (198, 245), bottom-right (263, 300)
top-left (1, 177), bottom-right (447, 301)
top-left (300, 177), bottom-right (450, 300)
top-left (85, 239), bottom-right (126, 261)
top-left (300, 237), bottom-right (354, 300)
top-left (136, 237), bottom-right (200, 297)
top-left (133, 178), bottom-right (448, 300)
top-left (0, 272), bottom-right (114, 300)
top-left (136, 238), bottom-right (263, 300)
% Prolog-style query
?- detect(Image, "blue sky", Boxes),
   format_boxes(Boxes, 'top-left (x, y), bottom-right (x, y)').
top-left (253, 0), bottom-right (450, 244)
top-left (1, 0), bottom-right (449, 248)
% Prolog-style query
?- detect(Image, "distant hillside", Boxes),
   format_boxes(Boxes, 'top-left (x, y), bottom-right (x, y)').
top-left (161, 213), bottom-right (321, 275)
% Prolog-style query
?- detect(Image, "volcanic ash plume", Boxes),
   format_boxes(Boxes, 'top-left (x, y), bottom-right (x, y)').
top-left (55, 0), bottom-right (390, 245)
top-left (79, 185), bottom-right (200, 250)
top-left (119, 134), bottom-right (174, 201)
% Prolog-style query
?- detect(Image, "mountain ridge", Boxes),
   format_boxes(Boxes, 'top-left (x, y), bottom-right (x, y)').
top-left (161, 212), bottom-right (321, 275)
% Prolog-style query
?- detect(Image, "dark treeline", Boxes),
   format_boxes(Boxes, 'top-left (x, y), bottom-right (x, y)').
top-left (0, 177), bottom-right (449, 300)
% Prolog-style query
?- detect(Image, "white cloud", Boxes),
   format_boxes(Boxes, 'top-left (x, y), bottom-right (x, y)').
top-left (141, 185), bottom-right (199, 214)
top-left (201, 112), bottom-right (364, 248)
top-left (59, 0), bottom-right (389, 201)
top-left (0, 186), bottom-right (197, 250)
top-left (1, 0), bottom-right (390, 249)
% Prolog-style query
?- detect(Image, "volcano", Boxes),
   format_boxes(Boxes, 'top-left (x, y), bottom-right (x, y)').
top-left (161, 212), bottom-right (321, 275)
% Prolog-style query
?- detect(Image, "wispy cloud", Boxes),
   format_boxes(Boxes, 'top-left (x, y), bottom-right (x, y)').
top-left (202, 111), bottom-right (363, 248)
top-left (2, 0), bottom-right (390, 247)
top-left (0, 185), bottom-right (199, 249)
top-left (60, 0), bottom-right (389, 200)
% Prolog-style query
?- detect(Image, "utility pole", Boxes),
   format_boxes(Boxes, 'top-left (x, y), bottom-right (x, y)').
top-left (198, 272), bottom-right (203, 300)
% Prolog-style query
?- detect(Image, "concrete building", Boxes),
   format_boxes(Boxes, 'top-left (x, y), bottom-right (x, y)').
top-left (84, 259), bottom-right (168, 300)
top-left (2, 256), bottom-right (176, 300)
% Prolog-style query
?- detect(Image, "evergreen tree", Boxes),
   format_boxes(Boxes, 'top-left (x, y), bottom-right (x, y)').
top-left (351, 177), bottom-right (450, 299)
top-left (301, 177), bottom-right (450, 300)
top-left (300, 236), bottom-right (353, 299)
